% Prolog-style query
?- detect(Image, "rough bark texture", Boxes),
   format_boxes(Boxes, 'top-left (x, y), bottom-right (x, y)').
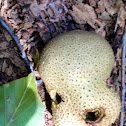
top-left (0, 25), bottom-right (29, 85)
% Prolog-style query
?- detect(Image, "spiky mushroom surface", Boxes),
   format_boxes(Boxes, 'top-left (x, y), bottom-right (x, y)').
top-left (39, 30), bottom-right (121, 126)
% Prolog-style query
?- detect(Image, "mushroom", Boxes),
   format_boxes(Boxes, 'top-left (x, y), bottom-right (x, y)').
top-left (39, 30), bottom-right (121, 126)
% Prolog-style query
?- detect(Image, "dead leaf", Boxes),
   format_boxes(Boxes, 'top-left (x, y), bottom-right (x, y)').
top-left (69, 3), bottom-right (106, 36)
top-left (102, 0), bottom-right (117, 16)
top-left (89, 0), bottom-right (98, 7)
top-left (116, 48), bottom-right (122, 65)
top-left (115, 4), bottom-right (126, 34)
top-left (70, 4), bottom-right (98, 28)
top-left (95, 0), bottom-right (105, 14)
top-left (30, 0), bottom-right (67, 23)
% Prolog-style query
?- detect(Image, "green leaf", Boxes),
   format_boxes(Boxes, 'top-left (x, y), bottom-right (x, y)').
top-left (0, 73), bottom-right (45, 126)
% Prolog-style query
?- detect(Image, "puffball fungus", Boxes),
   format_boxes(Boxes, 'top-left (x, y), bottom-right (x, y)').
top-left (39, 30), bottom-right (121, 126)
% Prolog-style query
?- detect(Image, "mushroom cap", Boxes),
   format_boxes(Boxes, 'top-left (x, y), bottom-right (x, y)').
top-left (39, 30), bottom-right (121, 126)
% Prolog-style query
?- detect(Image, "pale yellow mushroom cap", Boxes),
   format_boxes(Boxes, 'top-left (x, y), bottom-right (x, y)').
top-left (39, 30), bottom-right (121, 126)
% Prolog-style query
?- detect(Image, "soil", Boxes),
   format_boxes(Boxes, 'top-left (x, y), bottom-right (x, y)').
top-left (0, 0), bottom-right (126, 126)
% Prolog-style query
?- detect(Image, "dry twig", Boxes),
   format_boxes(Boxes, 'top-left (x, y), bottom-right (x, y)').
top-left (120, 26), bottom-right (126, 126)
